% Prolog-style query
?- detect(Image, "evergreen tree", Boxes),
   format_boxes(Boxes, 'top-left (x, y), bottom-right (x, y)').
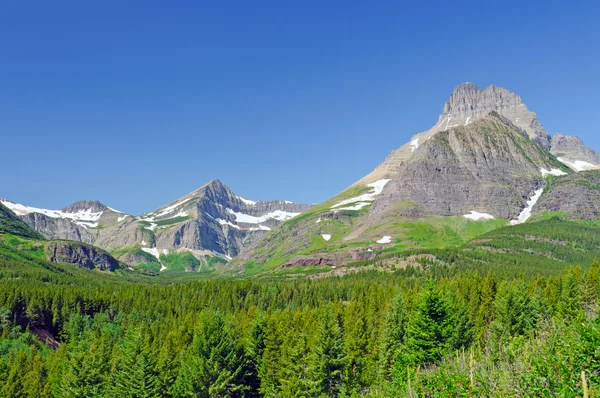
top-left (312, 311), bottom-right (347, 397)
top-left (582, 259), bottom-right (600, 312)
top-left (492, 280), bottom-right (538, 339)
top-left (244, 313), bottom-right (267, 397)
top-left (108, 327), bottom-right (161, 398)
top-left (558, 270), bottom-right (582, 321)
top-left (174, 312), bottom-right (247, 397)
top-left (403, 285), bottom-right (455, 365)
top-left (259, 315), bottom-right (283, 397)
top-left (378, 291), bottom-right (406, 381)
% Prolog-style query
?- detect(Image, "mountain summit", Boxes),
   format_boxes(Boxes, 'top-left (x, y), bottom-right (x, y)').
top-left (234, 83), bottom-right (600, 273)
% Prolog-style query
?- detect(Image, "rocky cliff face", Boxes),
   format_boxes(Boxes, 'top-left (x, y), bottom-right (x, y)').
top-left (534, 170), bottom-right (600, 220)
top-left (235, 83), bottom-right (600, 274)
top-left (46, 241), bottom-right (119, 271)
top-left (369, 114), bottom-right (567, 220)
top-left (550, 134), bottom-right (600, 171)
top-left (357, 83), bottom-right (555, 185)
top-left (439, 83), bottom-right (551, 149)
top-left (21, 213), bottom-right (94, 243)
top-left (140, 180), bottom-right (313, 262)
top-left (3, 180), bottom-right (313, 267)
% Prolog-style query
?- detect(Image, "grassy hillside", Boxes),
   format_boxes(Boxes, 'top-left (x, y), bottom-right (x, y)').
top-left (0, 203), bottom-right (44, 239)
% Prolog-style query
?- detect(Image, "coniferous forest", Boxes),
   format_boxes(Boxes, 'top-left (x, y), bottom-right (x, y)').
top-left (0, 236), bottom-right (599, 397)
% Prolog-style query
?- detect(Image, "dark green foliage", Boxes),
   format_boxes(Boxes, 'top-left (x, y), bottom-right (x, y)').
top-left (174, 312), bottom-right (247, 397)
top-left (312, 311), bottom-right (346, 397)
top-left (0, 229), bottom-right (598, 396)
top-left (403, 285), bottom-right (461, 365)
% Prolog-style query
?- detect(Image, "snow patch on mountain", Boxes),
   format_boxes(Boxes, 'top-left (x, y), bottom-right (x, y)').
top-left (540, 168), bottom-right (567, 177)
top-left (463, 211), bottom-right (495, 220)
top-left (510, 188), bottom-right (544, 225)
top-left (154, 198), bottom-right (192, 218)
top-left (557, 157), bottom-right (598, 172)
top-left (322, 234), bottom-right (331, 241)
top-left (226, 209), bottom-right (300, 224)
top-left (334, 202), bottom-right (372, 212)
top-left (212, 250), bottom-right (232, 261)
top-left (331, 179), bottom-right (391, 209)
top-left (0, 200), bottom-right (103, 229)
top-left (410, 138), bottom-right (419, 152)
top-left (377, 236), bottom-right (391, 244)
top-left (238, 196), bottom-right (257, 206)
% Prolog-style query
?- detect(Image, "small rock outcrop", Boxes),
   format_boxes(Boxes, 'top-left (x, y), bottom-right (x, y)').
top-left (46, 241), bottom-right (119, 271)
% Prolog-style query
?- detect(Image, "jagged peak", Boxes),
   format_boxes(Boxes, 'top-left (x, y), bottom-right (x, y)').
top-left (62, 200), bottom-right (107, 213)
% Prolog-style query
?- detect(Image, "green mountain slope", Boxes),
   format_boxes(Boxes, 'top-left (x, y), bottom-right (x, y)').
top-left (0, 202), bottom-right (44, 239)
top-left (231, 114), bottom-right (571, 276)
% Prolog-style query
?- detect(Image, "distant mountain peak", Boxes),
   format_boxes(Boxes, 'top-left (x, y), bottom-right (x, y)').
top-left (437, 83), bottom-right (550, 148)
top-left (62, 200), bottom-right (107, 213)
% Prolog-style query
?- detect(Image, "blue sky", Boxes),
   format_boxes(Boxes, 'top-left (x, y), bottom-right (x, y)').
top-left (1, 1), bottom-right (599, 215)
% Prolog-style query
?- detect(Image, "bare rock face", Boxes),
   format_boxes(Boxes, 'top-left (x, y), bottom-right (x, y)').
top-left (439, 83), bottom-right (551, 150)
top-left (62, 200), bottom-right (107, 213)
top-left (146, 179), bottom-right (313, 260)
top-left (21, 213), bottom-right (94, 243)
top-left (550, 134), bottom-right (600, 169)
top-left (534, 170), bottom-right (600, 220)
top-left (6, 180), bottom-right (313, 266)
top-left (370, 114), bottom-right (566, 220)
top-left (46, 241), bottom-right (119, 271)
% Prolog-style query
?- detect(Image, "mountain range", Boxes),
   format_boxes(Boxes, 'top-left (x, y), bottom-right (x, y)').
top-left (3, 82), bottom-right (600, 276)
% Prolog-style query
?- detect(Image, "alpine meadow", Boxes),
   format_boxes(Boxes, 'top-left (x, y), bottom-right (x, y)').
top-left (2, 2), bottom-right (600, 397)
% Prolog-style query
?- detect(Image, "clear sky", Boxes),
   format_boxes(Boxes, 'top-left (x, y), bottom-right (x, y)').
top-left (1, 1), bottom-right (599, 215)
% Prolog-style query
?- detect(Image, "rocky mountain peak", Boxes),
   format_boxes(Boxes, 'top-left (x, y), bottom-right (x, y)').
top-left (436, 83), bottom-right (551, 149)
top-left (550, 133), bottom-right (600, 168)
top-left (62, 200), bottom-right (107, 213)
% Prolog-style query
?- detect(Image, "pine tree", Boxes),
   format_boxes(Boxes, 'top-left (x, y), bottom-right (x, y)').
top-left (312, 311), bottom-right (347, 397)
top-left (492, 280), bottom-right (538, 339)
top-left (582, 259), bottom-right (600, 312)
top-left (108, 327), bottom-right (161, 398)
top-left (259, 315), bottom-right (284, 397)
top-left (558, 270), bottom-right (582, 321)
top-left (378, 291), bottom-right (407, 381)
top-left (403, 285), bottom-right (455, 365)
top-left (244, 313), bottom-right (267, 397)
top-left (22, 348), bottom-right (49, 397)
top-left (156, 331), bottom-right (182, 398)
top-left (278, 329), bottom-right (317, 398)
top-left (174, 312), bottom-right (247, 397)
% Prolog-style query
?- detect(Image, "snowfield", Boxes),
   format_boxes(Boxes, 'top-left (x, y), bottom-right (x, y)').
top-left (331, 179), bottom-right (391, 209)
top-left (0, 200), bottom-right (103, 229)
top-left (154, 198), bottom-right (192, 218)
top-left (226, 209), bottom-right (300, 224)
top-left (410, 138), bottom-right (419, 152)
top-left (322, 234), bottom-right (331, 241)
top-left (463, 211), bottom-right (495, 220)
top-left (237, 196), bottom-right (257, 206)
top-left (510, 188), bottom-right (544, 225)
top-left (557, 157), bottom-right (598, 172)
top-left (377, 236), bottom-right (392, 244)
top-left (540, 168), bottom-right (567, 177)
